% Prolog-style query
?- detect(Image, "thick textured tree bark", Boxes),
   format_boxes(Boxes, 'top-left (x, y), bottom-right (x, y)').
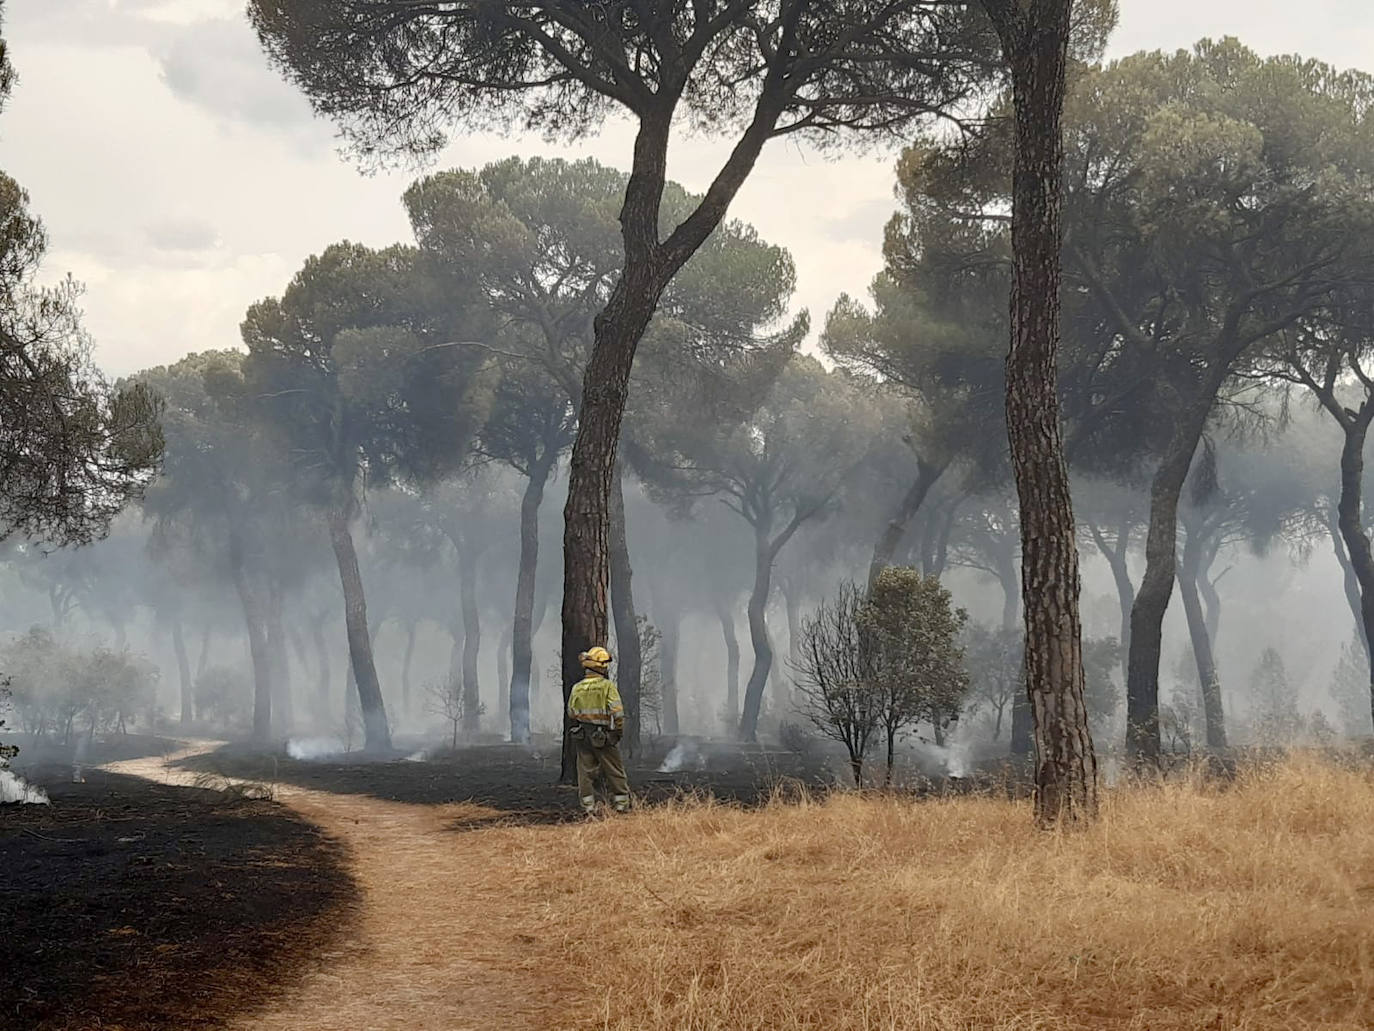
top-left (1125, 387), bottom-right (1222, 763)
top-left (509, 457), bottom-right (552, 745)
top-left (739, 526), bottom-right (776, 743)
top-left (1177, 533), bottom-right (1225, 748)
top-left (267, 578), bottom-right (294, 735)
top-left (228, 530), bottom-right (272, 742)
top-left (328, 510), bottom-right (391, 752)
top-left (172, 614), bottom-right (193, 726)
top-left (985, 0), bottom-right (1097, 823)
top-left (455, 536), bottom-right (483, 737)
top-left (868, 458), bottom-right (944, 589)
top-left (608, 465), bottom-right (644, 753)
top-left (559, 105), bottom-right (780, 781)
top-left (717, 599), bottom-right (740, 727)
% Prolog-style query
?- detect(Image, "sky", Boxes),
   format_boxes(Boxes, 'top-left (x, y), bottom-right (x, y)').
top-left (2, 0), bottom-right (1370, 377)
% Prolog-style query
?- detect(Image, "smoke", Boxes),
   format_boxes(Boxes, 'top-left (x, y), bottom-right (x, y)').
top-left (658, 741), bottom-right (704, 773)
top-left (403, 749), bottom-right (430, 762)
top-left (286, 736), bottom-right (346, 761)
top-left (0, 769), bottom-right (50, 805)
top-left (917, 738), bottom-right (974, 779)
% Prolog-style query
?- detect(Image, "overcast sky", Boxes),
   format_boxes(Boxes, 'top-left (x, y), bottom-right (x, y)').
top-left (1, 0), bottom-right (1365, 377)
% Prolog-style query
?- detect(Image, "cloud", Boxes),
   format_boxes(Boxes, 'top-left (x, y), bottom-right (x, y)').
top-left (145, 215), bottom-right (218, 252)
top-left (153, 17), bottom-right (329, 140)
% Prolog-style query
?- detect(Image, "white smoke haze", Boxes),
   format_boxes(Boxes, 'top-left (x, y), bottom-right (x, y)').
top-left (0, 769), bottom-right (50, 805)
top-left (658, 741), bottom-right (706, 773)
top-left (286, 737), bottom-right (347, 761)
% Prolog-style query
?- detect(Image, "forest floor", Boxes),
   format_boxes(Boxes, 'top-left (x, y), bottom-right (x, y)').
top-left (5, 740), bottom-right (1374, 1030)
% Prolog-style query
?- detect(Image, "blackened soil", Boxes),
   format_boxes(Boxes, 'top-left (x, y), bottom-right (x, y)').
top-left (174, 741), bottom-right (835, 822)
top-left (0, 768), bottom-right (358, 1031)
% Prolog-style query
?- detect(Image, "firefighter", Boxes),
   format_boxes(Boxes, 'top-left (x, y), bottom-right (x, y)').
top-left (567, 646), bottom-right (631, 815)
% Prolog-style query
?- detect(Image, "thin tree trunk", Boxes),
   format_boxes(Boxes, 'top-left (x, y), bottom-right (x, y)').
top-left (783, 584), bottom-right (802, 674)
top-left (1125, 388), bottom-right (1222, 763)
top-left (1177, 531), bottom-right (1226, 748)
top-left (456, 536), bottom-right (482, 738)
top-left (1327, 502), bottom-right (1367, 658)
top-left (717, 599), bottom-right (740, 728)
top-left (985, 0), bottom-right (1097, 823)
top-left (448, 619), bottom-right (463, 686)
top-left (496, 623), bottom-right (511, 734)
top-left (609, 464), bottom-right (645, 752)
top-left (196, 623), bottom-right (212, 680)
top-left (510, 459), bottom-right (552, 745)
top-left (228, 530), bottom-right (272, 742)
top-left (659, 607), bottom-right (681, 737)
top-left (1088, 521), bottom-right (1135, 677)
top-left (172, 614), bottom-right (193, 726)
top-left (328, 510), bottom-right (391, 752)
top-left (401, 620), bottom-right (417, 719)
top-left (868, 458), bottom-right (944, 589)
top-left (739, 525), bottom-right (776, 743)
top-left (267, 578), bottom-right (294, 735)
top-left (1005, 557), bottom-right (1032, 756)
top-left (1333, 413), bottom-right (1374, 730)
top-left (310, 614), bottom-right (331, 716)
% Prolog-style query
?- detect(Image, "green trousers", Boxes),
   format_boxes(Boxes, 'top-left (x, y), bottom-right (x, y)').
top-left (575, 730), bottom-right (630, 811)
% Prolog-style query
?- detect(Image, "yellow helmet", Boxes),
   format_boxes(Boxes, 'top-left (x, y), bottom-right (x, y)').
top-left (580, 646), bottom-right (612, 671)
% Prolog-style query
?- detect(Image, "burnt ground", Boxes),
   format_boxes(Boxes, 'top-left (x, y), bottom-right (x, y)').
top-left (173, 739), bottom-right (838, 823)
top-left (0, 757), bottom-right (358, 1031)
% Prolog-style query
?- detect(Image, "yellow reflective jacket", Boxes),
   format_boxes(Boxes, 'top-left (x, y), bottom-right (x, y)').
top-left (568, 674), bottom-right (624, 730)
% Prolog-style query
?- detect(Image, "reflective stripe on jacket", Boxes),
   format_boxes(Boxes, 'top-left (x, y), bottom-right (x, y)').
top-left (568, 674), bottom-right (624, 730)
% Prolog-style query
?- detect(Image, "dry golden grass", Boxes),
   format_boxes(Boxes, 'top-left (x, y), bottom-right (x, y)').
top-left (111, 748), bottom-right (1374, 1030)
top-left (501, 755), bottom-right (1374, 1031)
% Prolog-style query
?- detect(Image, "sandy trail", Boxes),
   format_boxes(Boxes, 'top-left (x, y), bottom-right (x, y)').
top-left (104, 745), bottom-right (565, 1031)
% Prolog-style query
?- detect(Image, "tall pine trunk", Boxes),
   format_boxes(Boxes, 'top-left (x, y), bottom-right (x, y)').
top-left (1088, 522), bottom-right (1135, 677)
top-left (267, 578), bottom-right (294, 735)
top-left (310, 613), bottom-right (331, 716)
top-left (659, 607), bottom-right (681, 737)
top-left (559, 107), bottom-right (776, 781)
top-left (401, 620), bottom-right (417, 719)
top-left (229, 535), bottom-right (272, 743)
top-left (196, 624), bottom-right (212, 680)
top-left (717, 599), bottom-right (740, 728)
top-left (739, 525), bottom-right (775, 743)
top-left (456, 536), bottom-right (483, 737)
top-left (1326, 504), bottom-right (1367, 654)
top-left (1177, 533), bottom-right (1226, 748)
top-left (496, 623), bottom-right (511, 734)
top-left (559, 261), bottom-right (666, 780)
top-left (509, 458), bottom-right (552, 745)
top-left (172, 614), bottom-right (193, 726)
top-left (328, 510), bottom-right (391, 752)
top-left (1332, 409), bottom-right (1374, 728)
top-left (868, 458), bottom-right (943, 589)
top-left (609, 464), bottom-right (644, 753)
top-left (986, 0), bottom-right (1097, 823)
top-left (1125, 388), bottom-right (1220, 762)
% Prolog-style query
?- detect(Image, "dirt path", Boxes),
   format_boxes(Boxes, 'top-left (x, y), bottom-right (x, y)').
top-left (104, 745), bottom-right (565, 1031)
